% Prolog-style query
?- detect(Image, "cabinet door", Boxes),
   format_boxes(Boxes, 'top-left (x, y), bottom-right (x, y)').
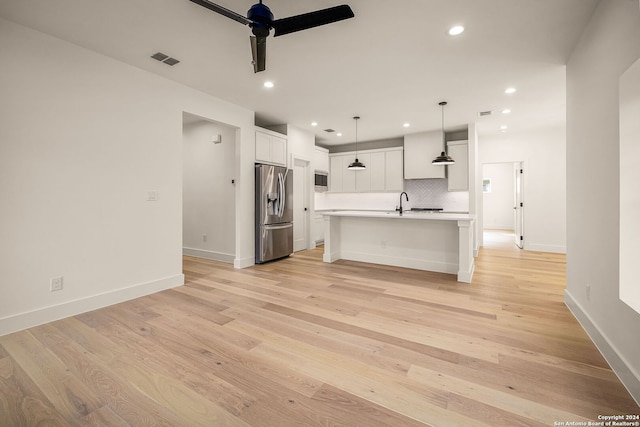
top-left (329, 155), bottom-right (343, 192)
top-left (271, 136), bottom-right (286, 166)
top-left (404, 131), bottom-right (445, 179)
top-left (369, 152), bottom-right (386, 191)
top-left (342, 155), bottom-right (356, 192)
top-left (255, 132), bottom-right (271, 163)
top-left (355, 153), bottom-right (372, 192)
top-left (385, 149), bottom-right (404, 191)
top-left (447, 141), bottom-right (468, 191)
top-left (256, 131), bottom-right (286, 166)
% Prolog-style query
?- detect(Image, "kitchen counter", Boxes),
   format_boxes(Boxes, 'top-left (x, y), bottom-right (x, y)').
top-left (322, 210), bottom-right (475, 282)
top-left (321, 210), bottom-right (473, 221)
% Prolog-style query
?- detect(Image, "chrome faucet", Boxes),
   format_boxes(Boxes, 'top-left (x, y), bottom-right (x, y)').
top-left (396, 192), bottom-right (409, 215)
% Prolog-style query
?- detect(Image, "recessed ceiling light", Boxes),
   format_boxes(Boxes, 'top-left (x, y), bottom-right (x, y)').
top-left (500, 125), bottom-right (508, 131)
top-left (505, 87), bottom-right (516, 94)
top-left (311, 122), bottom-right (318, 127)
top-left (263, 81), bottom-right (274, 88)
top-left (336, 133), bottom-right (343, 137)
top-left (403, 123), bottom-right (411, 128)
top-left (448, 25), bottom-right (465, 36)
top-left (502, 109), bottom-right (512, 114)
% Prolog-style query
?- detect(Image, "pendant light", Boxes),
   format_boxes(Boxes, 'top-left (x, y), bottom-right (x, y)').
top-left (432, 101), bottom-right (455, 165)
top-left (347, 116), bottom-right (366, 170)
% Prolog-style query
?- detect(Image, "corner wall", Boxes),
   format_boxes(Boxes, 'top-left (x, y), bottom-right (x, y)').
top-left (0, 18), bottom-right (255, 335)
top-left (565, 0), bottom-right (640, 403)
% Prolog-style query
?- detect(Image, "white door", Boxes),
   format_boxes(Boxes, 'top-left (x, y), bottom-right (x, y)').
top-left (514, 163), bottom-right (524, 248)
top-left (293, 158), bottom-right (309, 252)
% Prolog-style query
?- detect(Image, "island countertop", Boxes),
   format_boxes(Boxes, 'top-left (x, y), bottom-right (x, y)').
top-left (321, 210), bottom-right (474, 222)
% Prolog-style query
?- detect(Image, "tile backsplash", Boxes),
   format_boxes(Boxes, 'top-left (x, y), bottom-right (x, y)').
top-left (404, 179), bottom-right (469, 212)
top-left (315, 179), bottom-right (469, 212)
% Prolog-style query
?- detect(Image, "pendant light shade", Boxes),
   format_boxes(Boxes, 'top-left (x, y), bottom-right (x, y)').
top-left (348, 116), bottom-right (366, 170)
top-left (432, 101), bottom-right (455, 165)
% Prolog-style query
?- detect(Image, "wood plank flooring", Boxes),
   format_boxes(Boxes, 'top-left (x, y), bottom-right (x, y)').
top-left (1, 231), bottom-right (638, 426)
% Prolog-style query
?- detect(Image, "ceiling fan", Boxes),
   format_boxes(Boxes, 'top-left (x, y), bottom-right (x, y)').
top-left (189, 0), bottom-right (354, 73)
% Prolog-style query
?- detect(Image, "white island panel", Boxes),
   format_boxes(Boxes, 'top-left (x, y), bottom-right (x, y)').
top-left (322, 211), bottom-right (475, 282)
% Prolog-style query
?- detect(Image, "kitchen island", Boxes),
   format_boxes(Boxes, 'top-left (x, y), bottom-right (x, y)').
top-left (322, 210), bottom-right (475, 283)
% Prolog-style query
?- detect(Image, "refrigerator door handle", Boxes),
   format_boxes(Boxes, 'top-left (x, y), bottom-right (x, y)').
top-left (263, 223), bottom-right (293, 230)
top-left (278, 172), bottom-right (285, 217)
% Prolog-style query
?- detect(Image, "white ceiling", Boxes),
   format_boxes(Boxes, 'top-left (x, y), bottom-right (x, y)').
top-left (0, 0), bottom-right (598, 146)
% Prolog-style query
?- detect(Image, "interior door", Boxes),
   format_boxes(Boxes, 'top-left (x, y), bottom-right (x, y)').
top-left (514, 163), bottom-right (524, 248)
top-left (293, 158), bottom-right (309, 252)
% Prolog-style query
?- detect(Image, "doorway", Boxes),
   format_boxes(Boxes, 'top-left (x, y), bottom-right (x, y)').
top-left (482, 161), bottom-right (524, 249)
top-left (182, 112), bottom-right (237, 263)
top-left (293, 157), bottom-right (310, 252)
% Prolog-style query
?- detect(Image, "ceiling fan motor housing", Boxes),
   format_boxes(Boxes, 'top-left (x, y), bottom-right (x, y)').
top-left (248, 3), bottom-right (273, 37)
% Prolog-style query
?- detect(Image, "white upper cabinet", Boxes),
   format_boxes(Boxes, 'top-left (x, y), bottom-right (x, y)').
top-left (447, 140), bottom-right (469, 191)
top-left (329, 147), bottom-right (403, 192)
top-left (255, 128), bottom-right (287, 166)
top-left (313, 146), bottom-right (330, 172)
top-left (329, 155), bottom-right (343, 192)
top-left (385, 149), bottom-right (404, 191)
top-left (403, 131), bottom-right (445, 179)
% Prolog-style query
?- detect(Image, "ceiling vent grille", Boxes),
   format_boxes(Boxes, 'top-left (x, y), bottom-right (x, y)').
top-left (324, 129), bottom-right (335, 133)
top-left (151, 52), bottom-right (180, 66)
top-left (478, 110), bottom-right (493, 117)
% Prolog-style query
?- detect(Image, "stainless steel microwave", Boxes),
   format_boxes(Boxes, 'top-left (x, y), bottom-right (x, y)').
top-left (314, 170), bottom-right (328, 191)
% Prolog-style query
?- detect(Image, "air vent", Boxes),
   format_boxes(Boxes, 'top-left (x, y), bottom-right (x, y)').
top-left (151, 52), bottom-right (180, 66)
top-left (163, 57), bottom-right (180, 66)
top-left (324, 129), bottom-right (335, 133)
top-left (478, 110), bottom-right (493, 117)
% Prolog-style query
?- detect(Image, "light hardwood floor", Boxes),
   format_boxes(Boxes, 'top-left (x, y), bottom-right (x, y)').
top-left (1, 231), bottom-right (638, 426)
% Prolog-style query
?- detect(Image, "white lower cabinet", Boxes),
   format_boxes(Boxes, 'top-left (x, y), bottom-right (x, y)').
top-left (312, 213), bottom-right (324, 245)
top-left (329, 147), bottom-right (403, 192)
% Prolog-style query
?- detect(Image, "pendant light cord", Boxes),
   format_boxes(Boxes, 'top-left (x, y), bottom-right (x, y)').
top-left (354, 116), bottom-right (360, 158)
top-left (439, 101), bottom-right (447, 152)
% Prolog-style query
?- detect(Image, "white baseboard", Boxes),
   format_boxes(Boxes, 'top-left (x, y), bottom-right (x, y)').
top-left (483, 225), bottom-right (515, 231)
top-left (234, 256), bottom-right (255, 269)
top-left (0, 274), bottom-right (184, 337)
top-left (564, 290), bottom-right (640, 406)
top-left (526, 243), bottom-right (566, 254)
top-left (335, 250), bottom-right (458, 275)
top-left (183, 247), bottom-right (234, 264)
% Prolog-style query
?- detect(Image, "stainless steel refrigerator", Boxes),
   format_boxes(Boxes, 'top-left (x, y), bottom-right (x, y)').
top-left (255, 164), bottom-right (293, 263)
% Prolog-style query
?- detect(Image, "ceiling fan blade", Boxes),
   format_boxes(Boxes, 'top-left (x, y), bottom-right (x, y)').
top-left (271, 5), bottom-right (354, 37)
top-left (250, 36), bottom-right (267, 73)
top-left (189, 0), bottom-right (252, 26)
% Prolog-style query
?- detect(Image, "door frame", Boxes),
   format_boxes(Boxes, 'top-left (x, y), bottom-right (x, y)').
top-left (292, 155), bottom-right (312, 251)
top-left (514, 162), bottom-right (524, 248)
top-left (480, 160), bottom-right (525, 249)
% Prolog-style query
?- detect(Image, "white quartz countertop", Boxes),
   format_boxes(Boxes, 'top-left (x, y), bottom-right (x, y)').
top-left (321, 210), bottom-right (474, 221)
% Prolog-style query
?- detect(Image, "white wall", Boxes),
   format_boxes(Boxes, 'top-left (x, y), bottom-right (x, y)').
top-left (565, 0), bottom-right (640, 403)
top-left (482, 163), bottom-right (515, 230)
top-left (479, 125), bottom-right (566, 253)
top-left (182, 119), bottom-right (236, 263)
top-left (0, 18), bottom-right (255, 335)
top-left (620, 58), bottom-right (640, 315)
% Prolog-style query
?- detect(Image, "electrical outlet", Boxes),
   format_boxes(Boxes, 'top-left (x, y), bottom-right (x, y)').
top-left (202, 234), bottom-right (208, 242)
top-left (50, 276), bottom-right (63, 292)
top-left (586, 283), bottom-right (591, 301)
top-left (146, 191), bottom-right (159, 201)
